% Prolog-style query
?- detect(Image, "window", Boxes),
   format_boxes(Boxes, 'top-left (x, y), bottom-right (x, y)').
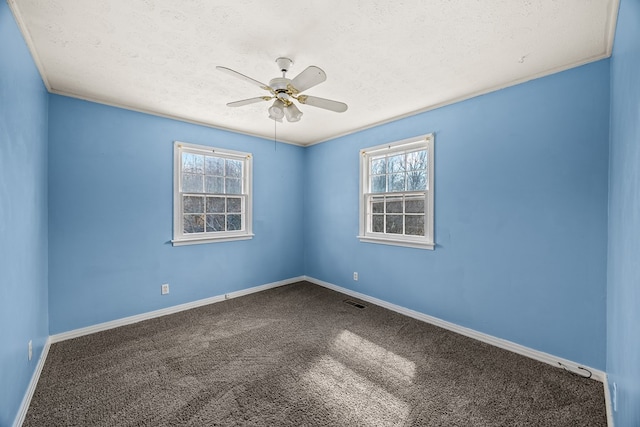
top-left (358, 134), bottom-right (434, 249)
top-left (172, 141), bottom-right (253, 246)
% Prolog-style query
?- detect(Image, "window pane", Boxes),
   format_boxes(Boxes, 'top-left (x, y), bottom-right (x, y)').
top-left (227, 214), bottom-right (242, 231)
top-left (206, 197), bottom-right (225, 213)
top-left (388, 173), bottom-right (406, 192)
top-left (372, 197), bottom-right (384, 214)
top-left (205, 156), bottom-right (224, 176)
top-left (405, 215), bottom-right (425, 236)
top-left (184, 214), bottom-right (204, 233)
top-left (407, 170), bottom-right (426, 191)
top-left (387, 154), bottom-right (405, 173)
top-left (183, 196), bottom-right (204, 213)
top-left (206, 214), bottom-right (225, 232)
top-left (226, 159), bottom-right (242, 178)
top-left (370, 158), bottom-right (386, 175)
top-left (182, 173), bottom-right (203, 193)
top-left (386, 215), bottom-right (403, 234)
top-left (372, 215), bottom-right (384, 232)
top-left (227, 197), bottom-right (242, 213)
top-left (386, 198), bottom-right (403, 213)
top-left (182, 153), bottom-right (204, 174)
top-left (205, 176), bottom-right (224, 193)
top-left (371, 175), bottom-right (386, 193)
top-left (406, 150), bottom-right (427, 171)
top-left (405, 197), bottom-right (425, 213)
top-left (226, 178), bottom-right (242, 194)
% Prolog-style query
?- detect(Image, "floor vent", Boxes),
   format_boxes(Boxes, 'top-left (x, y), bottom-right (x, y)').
top-left (344, 299), bottom-right (366, 309)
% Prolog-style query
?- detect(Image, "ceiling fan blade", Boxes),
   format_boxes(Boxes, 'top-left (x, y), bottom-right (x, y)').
top-left (216, 66), bottom-right (271, 91)
top-left (290, 66), bottom-right (327, 93)
top-left (226, 96), bottom-right (272, 107)
top-left (297, 95), bottom-right (348, 113)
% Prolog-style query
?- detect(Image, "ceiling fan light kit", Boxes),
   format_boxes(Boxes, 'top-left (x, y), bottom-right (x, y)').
top-left (217, 57), bottom-right (348, 123)
top-left (268, 99), bottom-right (286, 122)
top-left (284, 103), bottom-right (303, 122)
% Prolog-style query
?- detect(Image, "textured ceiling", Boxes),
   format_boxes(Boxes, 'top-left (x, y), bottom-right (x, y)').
top-left (10, 0), bottom-right (618, 145)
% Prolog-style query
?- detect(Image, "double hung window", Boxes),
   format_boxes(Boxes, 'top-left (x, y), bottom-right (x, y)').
top-left (359, 134), bottom-right (434, 249)
top-left (172, 141), bottom-right (253, 246)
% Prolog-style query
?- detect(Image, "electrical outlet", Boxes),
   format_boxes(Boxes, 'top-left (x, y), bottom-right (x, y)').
top-left (28, 340), bottom-right (32, 361)
top-left (161, 284), bottom-right (169, 295)
top-left (613, 382), bottom-right (617, 412)
top-left (353, 272), bottom-right (358, 281)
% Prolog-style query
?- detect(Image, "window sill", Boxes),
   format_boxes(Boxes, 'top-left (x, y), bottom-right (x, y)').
top-left (357, 235), bottom-right (434, 250)
top-left (172, 233), bottom-right (254, 246)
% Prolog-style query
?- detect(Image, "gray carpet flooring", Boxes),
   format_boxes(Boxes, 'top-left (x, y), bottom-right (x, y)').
top-left (24, 281), bottom-right (606, 426)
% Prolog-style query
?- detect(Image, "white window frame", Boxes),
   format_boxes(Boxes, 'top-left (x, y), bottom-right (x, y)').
top-left (172, 141), bottom-right (253, 246)
top-left (358, 134), bottom-right (434, 250)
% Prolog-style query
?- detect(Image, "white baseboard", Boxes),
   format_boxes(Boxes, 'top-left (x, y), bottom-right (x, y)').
top-left (603, 374), bottom-right (615, 426)
top-left (13, 337), bottom-right (51, 427)
top-left (50, 276), bottom-right (305, 343)
top-left (304, 275), bottom-right (606, 383)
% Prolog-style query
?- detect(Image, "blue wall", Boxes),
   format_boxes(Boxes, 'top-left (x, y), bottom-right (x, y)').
top-left (0, 2), bottom-right (49, 426)
top-left (607, 0), bottom-right (640, 424)
top-left (305, 60), bottom-right (610, 370)
top-left (47, 95), bottom-right (305, 334)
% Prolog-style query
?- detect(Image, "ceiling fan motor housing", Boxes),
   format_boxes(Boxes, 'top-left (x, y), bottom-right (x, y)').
top-left (269, 77), bottom-right (294, 104)
top-left (269, 77), bottom-right (290, 92)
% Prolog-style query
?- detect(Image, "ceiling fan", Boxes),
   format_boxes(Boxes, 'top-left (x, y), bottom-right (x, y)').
top-left (216, 57), bottom-right (348, 123)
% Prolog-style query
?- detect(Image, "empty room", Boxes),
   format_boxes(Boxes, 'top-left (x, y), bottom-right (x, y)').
top-left (1, 0), bottom-right (639, 426)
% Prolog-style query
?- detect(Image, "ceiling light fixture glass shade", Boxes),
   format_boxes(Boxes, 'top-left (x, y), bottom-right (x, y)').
top-left (284, 103), bottom-right (303, 122)
top-left (268, 99), bottom-right (285, 122)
